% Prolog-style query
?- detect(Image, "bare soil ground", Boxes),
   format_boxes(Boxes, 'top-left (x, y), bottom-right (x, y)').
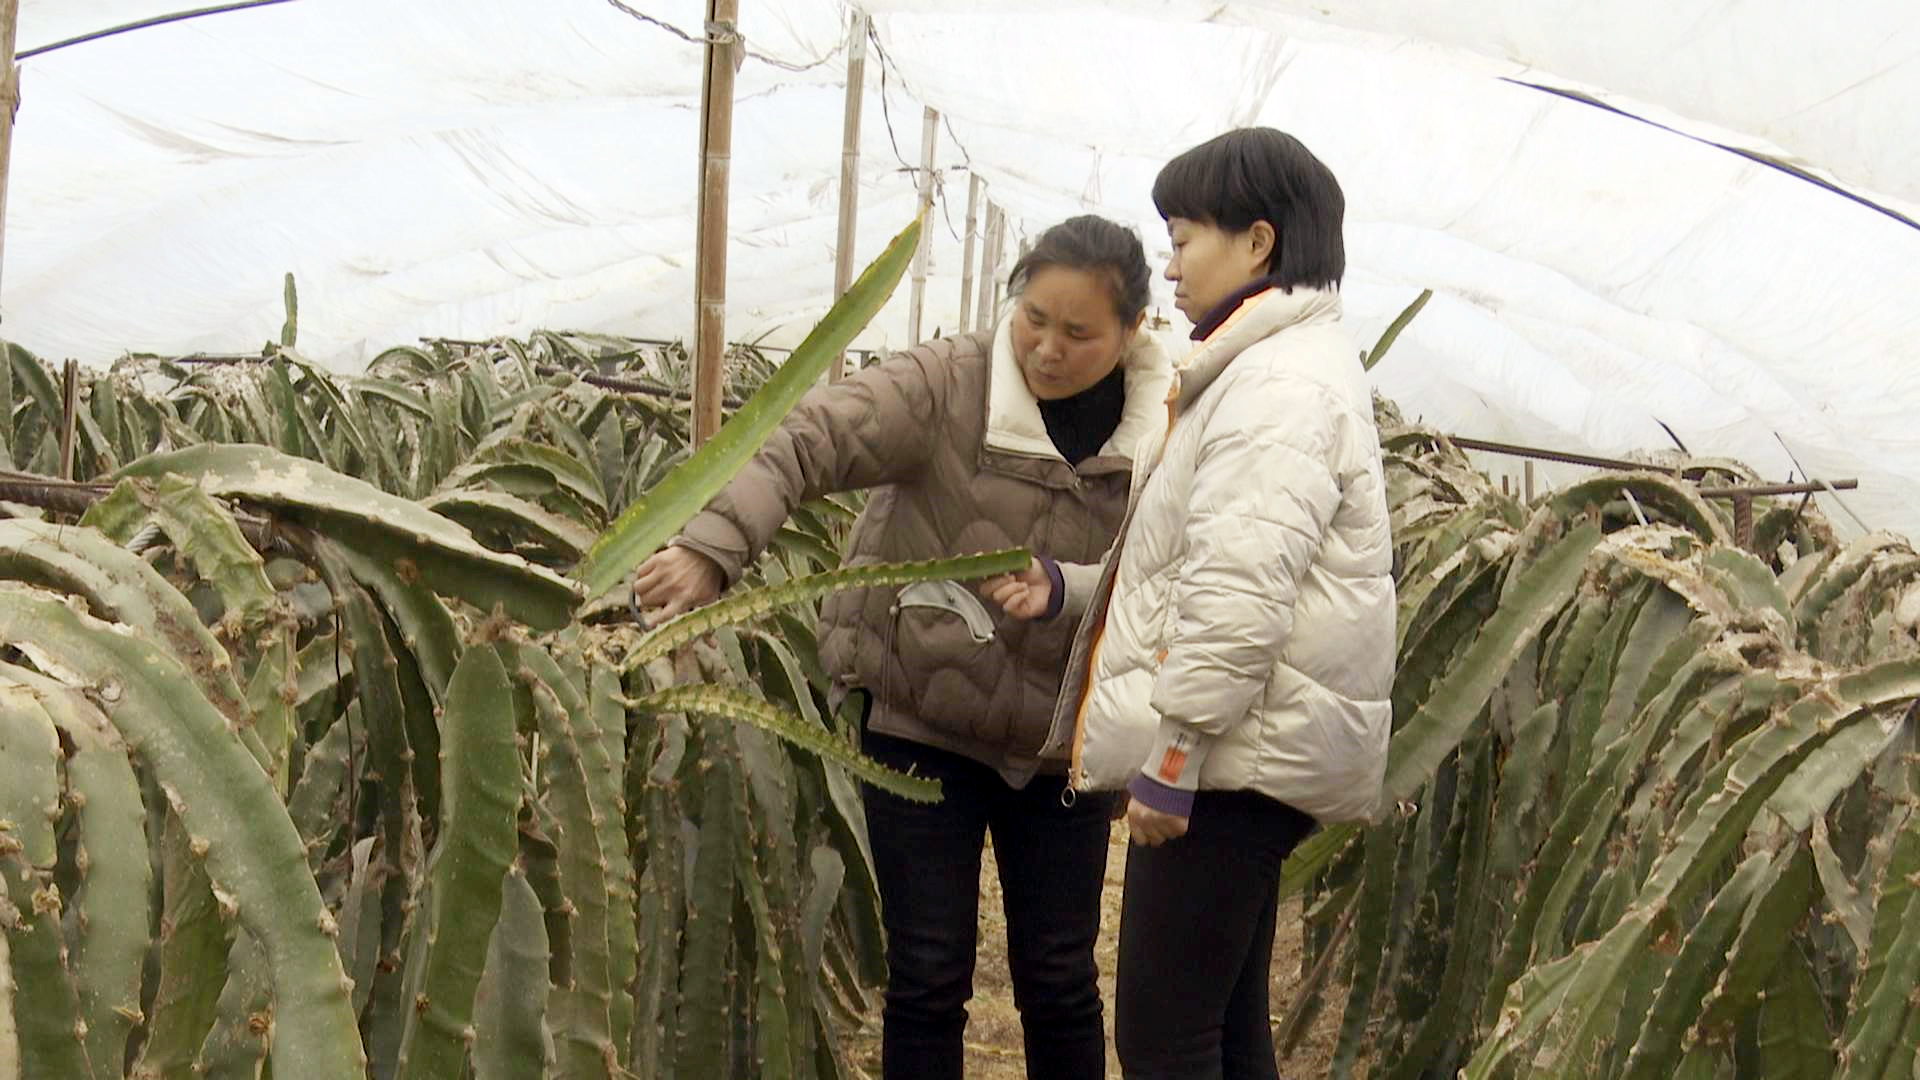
top-left (843, 822), bottom-right (1344, 1078)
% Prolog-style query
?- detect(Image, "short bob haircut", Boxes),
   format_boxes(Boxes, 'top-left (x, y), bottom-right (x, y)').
top-left (1151, 127), bottom-right (1345, 292)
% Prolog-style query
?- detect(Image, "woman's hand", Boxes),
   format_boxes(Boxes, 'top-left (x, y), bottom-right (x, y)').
top-left (631, 546), bottom-right (725, 624)
top-left (981, 558), bottom-right (1052, 621)
top-left (1126, 800), bottom-right (1189, 846)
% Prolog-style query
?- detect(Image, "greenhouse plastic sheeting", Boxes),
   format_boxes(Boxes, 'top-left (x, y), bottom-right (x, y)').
top-left (10, 1), bottom-right (1920, 537)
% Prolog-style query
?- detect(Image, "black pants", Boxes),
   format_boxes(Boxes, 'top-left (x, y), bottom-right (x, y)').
top-left (861, 730), bottom-right (1117, 1080)
top-left (1114, 790), bottom-right (1316, 1080)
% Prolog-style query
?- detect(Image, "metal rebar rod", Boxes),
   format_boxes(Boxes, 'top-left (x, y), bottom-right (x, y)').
top-left (1443, 435), bottom-right (1681, 474)
top-left (530, 365), bottom-right (743, 410)
top-left (1441, 433), bottom-right (1859, 502)
top-left (1696, 479), bottom-right (1859, 499)
top-left (0, 471), bottom-right (281, 550)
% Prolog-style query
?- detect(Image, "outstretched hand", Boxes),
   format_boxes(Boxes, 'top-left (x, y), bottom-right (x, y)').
top-left (981, 558), bottom-right (1052, 621)
top-left (631, 546), bottom-right (725, 625)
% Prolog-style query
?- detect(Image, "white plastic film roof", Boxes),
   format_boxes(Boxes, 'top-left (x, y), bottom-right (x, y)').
top-left (12, 1), bottom-right (1920, 536)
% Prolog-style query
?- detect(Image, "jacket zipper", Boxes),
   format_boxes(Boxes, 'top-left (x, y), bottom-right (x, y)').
top-left (1066, 394), bottom-right (1182, 790)
top-left (1064, 297), bottom-right (1274, 788)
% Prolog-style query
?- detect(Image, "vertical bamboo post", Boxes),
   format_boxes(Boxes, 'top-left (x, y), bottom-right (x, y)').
top-left (692, 0), bottom-right (740, 447)
top-left (1524, 459), bottom-right (1535, 502)
top-left (829, 9), bottom-right (867, 382)
top-left (975, 203), bottom-right (1002, 331)
top-left (958, 173), bottom-right (982, 332)
top-left (987, 209), bottom-right (1009, 328)
top-left (0, 0), bottom-right (19, 305)
top-left (906, 106), bottom-right (938, 345)
top-left (992, 224), bottom-right (1024, 320)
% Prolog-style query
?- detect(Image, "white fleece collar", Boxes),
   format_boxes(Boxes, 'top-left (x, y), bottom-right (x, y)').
top-left (983, 314), bottom-right (1174, 463)
top-left (1171, 286), bottom-right (1341, 408)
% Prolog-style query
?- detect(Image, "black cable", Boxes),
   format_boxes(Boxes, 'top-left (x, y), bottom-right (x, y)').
top-left (604, 0), bottom-right (838, 74)
top-left (863, 20), bottom-right (978, 244)
top-left (1503, 78), bottom-right (1918, 234)
top-left (869, 25), bottom-right (915, 172)
top-left (942, 112), bottom-right (973, 170)
top-left (18, 0), bottom-right (300, 62)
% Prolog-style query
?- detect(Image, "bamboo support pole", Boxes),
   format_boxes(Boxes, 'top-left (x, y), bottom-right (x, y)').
top-left (1002, 228), bottom-right (1031, 318)
top-left (692, 0), bottom-right (740, 447)
top-left (958, 173), bottom-right (982, 332)
top-left (979, 204), bottom-right (1005, 332)
top-left (0, 0), bottom-right (18, 307)
top-left (829, 9), bottom-right (867, 382)
top-left (907, 106), bottom-right (937, 344)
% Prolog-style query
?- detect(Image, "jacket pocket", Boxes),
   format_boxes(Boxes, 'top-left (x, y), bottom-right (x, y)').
top-left (893, 581), bottom-right (997, 644)
top-left (887, 580), bottom-right (1011, 744)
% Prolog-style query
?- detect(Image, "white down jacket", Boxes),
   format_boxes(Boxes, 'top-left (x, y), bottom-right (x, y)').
top-left (1042, 285), bottom-right (1395, 823)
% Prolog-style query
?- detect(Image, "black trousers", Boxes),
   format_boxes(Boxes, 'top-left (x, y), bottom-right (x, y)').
top-left (861, 730), bottom-right (1118, 1080)
top-left (1114, 790), bottom-right (1316, 1080)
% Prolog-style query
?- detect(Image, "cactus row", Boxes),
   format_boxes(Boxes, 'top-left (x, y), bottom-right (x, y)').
top-left (5, 255), bottom-right (1917, 1079)
top-left (1281, 410), bottom-right (1920, 1077)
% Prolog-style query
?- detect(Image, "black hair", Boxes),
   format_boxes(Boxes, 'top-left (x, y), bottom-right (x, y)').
top-left (1006, 214), bottom-right (1152, 326)
top-left (1151, 127), bottom-right (1345, 290)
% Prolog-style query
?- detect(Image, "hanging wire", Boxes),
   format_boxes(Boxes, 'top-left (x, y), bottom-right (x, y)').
top-left (869, 27), bottom-right (916, 172)
top-left (18, 0), bottom-right (300, 61)
top-left (604, 0), bottom-right (839, 74)
top-left (1506, 78), bottom-right (1919, 234)
top-left (862, 21), bottom-right (974, 242)
top-left (864, 20), bottom-right (977, 169)
top-left (942, 112), bottom-right (974, 171)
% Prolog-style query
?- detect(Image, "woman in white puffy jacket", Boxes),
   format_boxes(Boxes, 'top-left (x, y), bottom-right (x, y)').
top-left (988, 127), bottom-right (1396, 1079)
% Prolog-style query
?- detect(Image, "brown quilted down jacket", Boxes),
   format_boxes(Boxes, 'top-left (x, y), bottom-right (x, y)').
top-left (675, 320), bottom-right (1172, 786)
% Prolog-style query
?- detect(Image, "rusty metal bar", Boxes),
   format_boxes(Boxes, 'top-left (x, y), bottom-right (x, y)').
top-left (0, 470), bottom-right (282, 550)
top-left (1696, 479), bottom-right (1858, 498)
top-left (1444, 435), bottom-right (1680, 474)
top-left (1444, 433), bottom-right (1858, 502)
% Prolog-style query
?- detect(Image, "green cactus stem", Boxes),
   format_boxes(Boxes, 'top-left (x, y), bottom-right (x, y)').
top-left (0, 585), bottom-right (367, 1078)
top-left (395, 646), bottom-right (520, 1080)
top-left (1, 666), bottom-right (151, 1074)
top-left (114, 444), bottom-right (582, 630)
top-left (634, 686), bottom-right (940, 804)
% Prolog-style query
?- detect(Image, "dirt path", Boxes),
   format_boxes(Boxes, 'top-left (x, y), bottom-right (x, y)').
top-left (844, 822), bottom-right (1344, 1078)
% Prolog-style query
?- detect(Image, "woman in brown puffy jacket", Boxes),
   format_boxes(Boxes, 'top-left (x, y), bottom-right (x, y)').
top-left (633, 214), bottom-right (1167, 1076)
top-left (633, 215), bottom-right (1172, 1079)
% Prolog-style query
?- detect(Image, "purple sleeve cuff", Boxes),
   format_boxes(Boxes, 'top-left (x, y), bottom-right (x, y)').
top-left (1040, 556), bottom-right (1066, 621)
top-left (1127, 774), bottom-right (1195, 818)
